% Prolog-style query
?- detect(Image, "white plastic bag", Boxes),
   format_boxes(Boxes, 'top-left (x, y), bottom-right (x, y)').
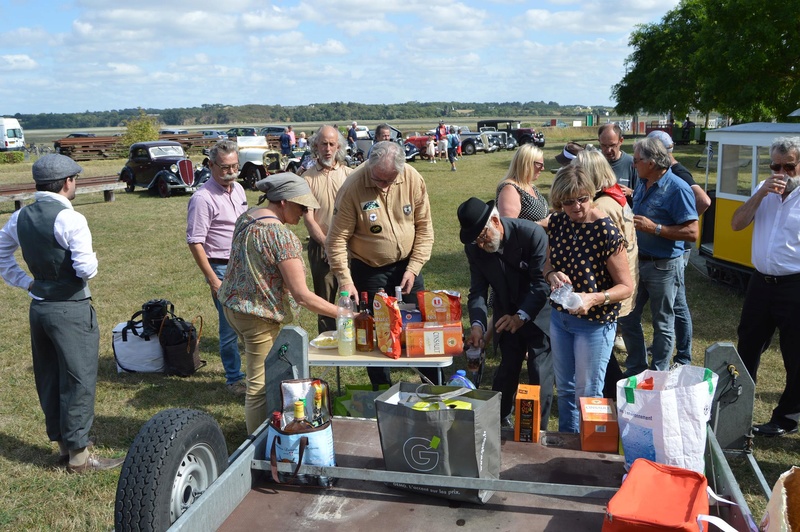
top-left (616, 365), bottom-right (718, 473)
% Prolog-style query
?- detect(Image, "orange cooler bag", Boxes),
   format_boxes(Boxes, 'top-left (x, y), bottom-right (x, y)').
top-left (603, 458), bottom-right (708, 531)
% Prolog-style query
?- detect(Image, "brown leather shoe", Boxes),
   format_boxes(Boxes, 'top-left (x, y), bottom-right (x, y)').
top-left (67, 455), bottom-right (124, 474)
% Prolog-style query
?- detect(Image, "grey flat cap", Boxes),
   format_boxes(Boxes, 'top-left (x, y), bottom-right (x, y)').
top-left (32, 154), bottom-right (83, 184)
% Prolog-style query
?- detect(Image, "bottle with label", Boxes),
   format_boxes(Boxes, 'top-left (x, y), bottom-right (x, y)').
top-left (311, 388), bottom-right (325, 427)
top-left (336, 290), bottom-right (355, 356)
top-left (447, 369), bottom-right (477, 389)
top-left (283, 400), bottom-right (314, 433)
top-left (354, 291), bottom-right (375, 352)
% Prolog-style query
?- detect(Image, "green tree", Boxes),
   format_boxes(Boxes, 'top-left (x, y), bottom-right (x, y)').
top-left (613, 0), bottom-right (800, 123)
top-left (118, 109), bottom-right (159, 153)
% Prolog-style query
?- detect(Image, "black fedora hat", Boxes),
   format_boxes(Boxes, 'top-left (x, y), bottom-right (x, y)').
top-left (457, 198), bottom-right (495, 244)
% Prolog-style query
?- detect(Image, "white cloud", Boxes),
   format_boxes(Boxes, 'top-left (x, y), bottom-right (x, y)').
top-left (0, 54), bottom-right (38, 71)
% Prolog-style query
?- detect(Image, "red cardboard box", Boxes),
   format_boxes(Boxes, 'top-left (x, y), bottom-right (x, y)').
top-left (514, 384), bottom-right (541, 443)
top-left (579, 397), bottom-right (618, 453)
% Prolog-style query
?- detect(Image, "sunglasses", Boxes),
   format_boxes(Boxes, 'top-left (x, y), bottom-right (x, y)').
top-left (770, 162), bottom-right (797, 173)
top-left (534, 161), bottom-right (545, 170)
top-left (561, 196), bottom-right (590, 206)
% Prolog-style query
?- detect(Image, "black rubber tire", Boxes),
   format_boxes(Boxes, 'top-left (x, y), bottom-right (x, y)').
top-left (121, 169), bottom-right (135, 193)
top-left (240, 166), bottom-right (260, 191)
top-left (157, 177), bottom-right (171, 198)
top-left (463, 142), bottom-right (476, 156)
top-left (114, 408), bottom-right (228, 531)
top-left (520, 135), bottom-right (532, 145)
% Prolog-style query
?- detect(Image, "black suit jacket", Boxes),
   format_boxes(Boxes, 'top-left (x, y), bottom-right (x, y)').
top-left (465, 218), bottom-right (549, 330)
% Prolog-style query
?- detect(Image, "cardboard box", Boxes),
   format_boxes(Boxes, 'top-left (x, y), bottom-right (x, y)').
top-left (579, 397), bottom-right (619, 453)
top-left (514, 384), bottom-right (541, 443)
top-left (404, 322), bottom-right (463, 356)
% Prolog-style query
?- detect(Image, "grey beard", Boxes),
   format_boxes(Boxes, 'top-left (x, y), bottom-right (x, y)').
top-left (785, 177), bottom-right (800, 193)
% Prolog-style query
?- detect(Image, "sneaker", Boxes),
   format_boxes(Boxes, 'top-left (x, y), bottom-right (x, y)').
top-left (226, 380), bottom-right (247, 395)
top-left (67, 455), bottom-right (124, 474)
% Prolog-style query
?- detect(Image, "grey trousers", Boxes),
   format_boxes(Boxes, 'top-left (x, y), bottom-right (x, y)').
top-left (30, 298), bottom-right (99, 450)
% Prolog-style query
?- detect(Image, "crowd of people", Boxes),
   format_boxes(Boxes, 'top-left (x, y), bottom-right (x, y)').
top-left (0, 122), bottom-right (795, 476)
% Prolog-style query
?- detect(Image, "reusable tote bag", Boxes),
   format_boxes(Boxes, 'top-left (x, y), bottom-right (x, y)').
top-left (616, 365), bottom-right (718, 473)
top-left (375, 382), bottom-right (501, 504)
top-left (760, 466), bottom-right (800, 532)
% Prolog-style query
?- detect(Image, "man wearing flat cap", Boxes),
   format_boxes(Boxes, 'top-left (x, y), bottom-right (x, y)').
top-left (0, 154), bottom-right (123, 473)
top-left (458, 197), bottom-right (553, 427)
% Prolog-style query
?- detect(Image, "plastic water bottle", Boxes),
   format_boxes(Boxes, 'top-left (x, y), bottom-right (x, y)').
top-left (550, 283), bottom-right (582, 311)
top-left (447, 369), bottom-right (476, 389)
top-left (336, 291), bottom-right (355, 356)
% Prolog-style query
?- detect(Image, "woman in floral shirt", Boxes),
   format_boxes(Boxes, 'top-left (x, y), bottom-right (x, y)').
top-left (219, 173), bottom-right (338, 433)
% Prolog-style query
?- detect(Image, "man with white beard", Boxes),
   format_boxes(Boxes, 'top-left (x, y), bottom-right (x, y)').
top-left (187, 139), bottom-right (248, 394)
top-left (458, 197), bottom-right (553, 428)
top-left (303, 125), bottom-right (353, 333)
top-left (732, 136), bottom-right (800, 437)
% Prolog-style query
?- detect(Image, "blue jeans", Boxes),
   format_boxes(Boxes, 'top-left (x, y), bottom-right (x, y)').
top-left (550, 310), bottom-right (616, 432)
top-left (210, 263), bottom-right (245, 385)
top-left (618, 257), bottom-right (682, 375)
top-left (673, 252), bottom-right (692, 365)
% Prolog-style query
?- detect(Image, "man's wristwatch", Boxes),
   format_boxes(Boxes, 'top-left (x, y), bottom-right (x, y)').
top-left (654, 224), bottom-right (662, 236)
top-left (515, 311), bottom-right (529, 323)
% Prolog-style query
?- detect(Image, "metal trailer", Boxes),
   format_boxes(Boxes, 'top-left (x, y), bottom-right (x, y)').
top-left (113, 328), bottom-right (764, 531)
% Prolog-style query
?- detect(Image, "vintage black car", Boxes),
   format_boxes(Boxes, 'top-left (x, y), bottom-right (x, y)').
top-left (119, 141), bottom-right (210, 198)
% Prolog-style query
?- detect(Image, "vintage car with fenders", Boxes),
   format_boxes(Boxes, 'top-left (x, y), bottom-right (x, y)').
top-left (477, 119), bottom-right (545, 148)
top-left (119, 141), bottom-right (210, 198)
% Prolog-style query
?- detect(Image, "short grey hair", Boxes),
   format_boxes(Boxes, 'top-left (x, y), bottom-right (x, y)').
top-left (309, 125), bottom-right (347, 165)
top-left (634, 137), bottom-right (671, 170)
top-left (368, 141), bottom-right (404, 174)
top-left (208, 139), bottom-right (239, 164)
top-left (770, 137), bottom-right (800, 160)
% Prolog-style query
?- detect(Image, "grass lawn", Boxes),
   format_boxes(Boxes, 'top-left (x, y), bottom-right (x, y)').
top-left (0, 127), bottom-right (792, 529)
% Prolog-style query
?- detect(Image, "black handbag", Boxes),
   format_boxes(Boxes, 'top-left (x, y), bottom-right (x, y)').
top-left (158, 314), bottom-right (206, 377)
top-left (140, 299), bottom-right (174, 338)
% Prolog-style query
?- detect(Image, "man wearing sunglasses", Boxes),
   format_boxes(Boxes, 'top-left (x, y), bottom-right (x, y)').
top-left (617, 137), bottom-right (698, 376)
top-left (731, 136), bottom-right (800, 437)
top-left (187, 139), bottom-right (248, 395)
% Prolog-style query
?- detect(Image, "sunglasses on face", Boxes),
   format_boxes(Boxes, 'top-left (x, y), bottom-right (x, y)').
top-left (561, 196), bottom-right (590, 206)
top-left (770, 162), bottom-right (797, 173)
top-left (534, 161), bottom-right (545, 170)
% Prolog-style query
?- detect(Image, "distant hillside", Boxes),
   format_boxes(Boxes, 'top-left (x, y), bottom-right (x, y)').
top-left (8, 101), bottom-right (615, 130)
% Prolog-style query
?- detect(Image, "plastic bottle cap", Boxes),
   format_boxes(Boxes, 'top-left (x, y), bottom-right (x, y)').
top-left (456, 370), bottom-right (466, 376)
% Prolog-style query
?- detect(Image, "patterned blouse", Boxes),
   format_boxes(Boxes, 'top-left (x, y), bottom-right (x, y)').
top-left (218, 210), bottom-right (302, 322)
top-left (547, 211), bottom-right (625, 323)
top-left (496, 182), bottom-right (549, 222)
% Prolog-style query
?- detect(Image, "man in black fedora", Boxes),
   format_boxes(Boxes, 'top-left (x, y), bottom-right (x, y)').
top-left (458, 197), bottom-right (553, 428)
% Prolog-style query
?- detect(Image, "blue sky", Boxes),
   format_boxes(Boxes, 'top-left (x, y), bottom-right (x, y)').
top-left (0, 0), bottom-right (680, 114)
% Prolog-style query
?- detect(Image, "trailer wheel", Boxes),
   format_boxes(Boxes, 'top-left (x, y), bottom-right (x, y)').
top-left (115, 408), bottom-right (228, 531)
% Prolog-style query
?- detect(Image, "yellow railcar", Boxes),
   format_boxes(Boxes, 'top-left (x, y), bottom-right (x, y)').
top-left (699, 123), bottom-right (800, 289)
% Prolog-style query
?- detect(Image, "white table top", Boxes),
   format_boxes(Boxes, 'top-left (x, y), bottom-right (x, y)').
top-left (308, 346), bottom-right (453, 368)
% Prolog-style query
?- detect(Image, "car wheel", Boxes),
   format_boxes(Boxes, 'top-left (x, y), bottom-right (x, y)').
top-left (520, 136), bottom-right (532, 145)
top-left (463, 142), bottom-right (476, 156)
top-left (240, 166), bottom-right (260, 191)
top-left (120, 169), bottom-right (135, 193)
top-left (157, 177), bottom-right (171, 198)
top-left (114, 409), bottom-right (228, 531)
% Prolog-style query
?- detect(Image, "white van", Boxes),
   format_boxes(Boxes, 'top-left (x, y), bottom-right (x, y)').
top-left (0, 118), bottom-right (25, 151)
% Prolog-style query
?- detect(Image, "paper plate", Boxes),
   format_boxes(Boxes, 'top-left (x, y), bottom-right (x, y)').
top-left (310, 331), bottom-right (338, 350)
